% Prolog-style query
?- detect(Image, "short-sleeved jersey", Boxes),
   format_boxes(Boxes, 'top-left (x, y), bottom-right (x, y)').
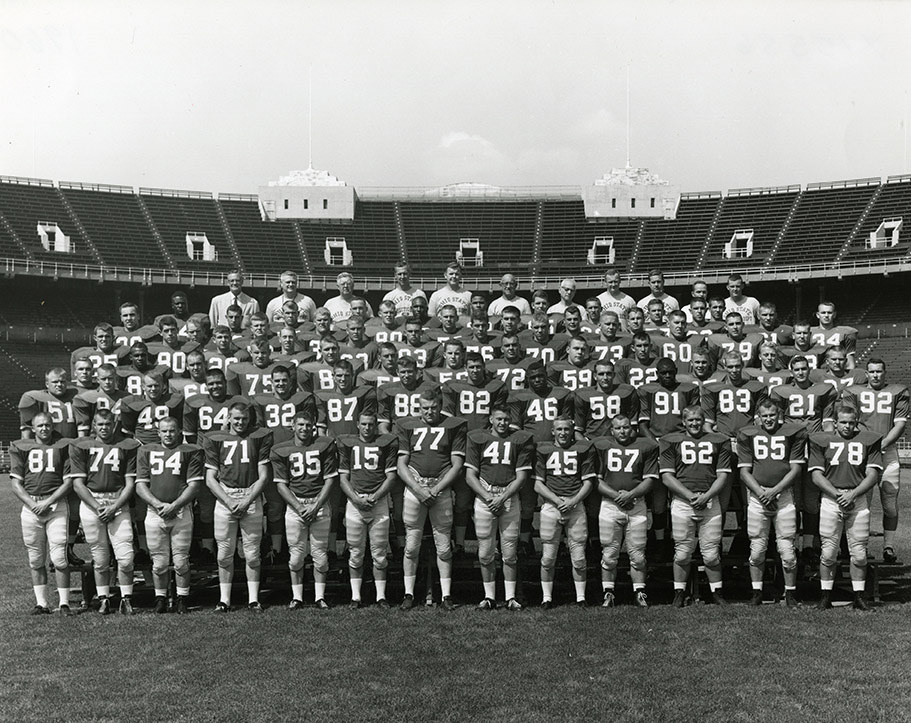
top-left (659, 432), bottom-right (733, 494)
top-left (547, 360), bottom-right (599, 392)
top-left (573, 384), bottom-right (640, 439)
top-left (688, 320), bottom-right (725, 337)
top-left (519, 334), bottom-right (568, 366)
top-left (638, 382), bottom-right (701, 438)
top-left (74, 388), bottom-right (129, 431)
top-left (423, 365), bottom-right (469, 386)
top-left (842, 384), bottom-right (911, 438)
top-left (808, 430), bottom-right (882, 489)
top-left (744, 367), bottom-right (793, 391)
top-left (112, 324), bottom-right (159, 348)
top-left (298, 330), bottom-right (348, 355)
top-left (315, 386), bottom-right (378, 438)
top-left (487, 356), bottom-right (538, 392)
top-left (169, 377), bottom-right (208, 401)
top-left (377, 380), bottom-right (438, 424)
top-left (70, 345), bottom-right (130, 375)
top-left (68, 436), bottom-right (141, 493)
top-left (769, 382), bottom-right (837, 433)
top-left (809, 325), bottom-right (857, 357)
top-left (147, 341), bottom-right (202, 377)
top-left (356, 368), bottom-right (399, 389)
top-left (508, 386), bottom-right (575, 443)
top-left (701, 379), bottom-right (768, 438)
top-left (339, 341), bottom-right (380, 371)
top-left (251, 391), bottom-right (318, 444)
top-left (272, 350), bottom-right (318, 368)
top-left (736, 424), bottom-right (807, 487)
top-left (465, 429), bottom-right (534, 487)
top-left (396, 340), bottom-right (443, 370)
top-left (442, 377), bottom-right (509, 430)
top-left (365, 320), bottom-right (406, 344)
top-left (116, 364), bottom-right (173, 396)
top-left (779, 344), bottom-right (826, 371)
top-left (706, 332), bottom-right (765, 367)
top-left (748, 323), bottom-right (794, 347)
top-left (135, 443), bottom-right (204, 502)
top-left (182, 395), bottom-right (242, 443)
top-left (270, 436), bottom-right (338, 498)
top-left (9, 435), bottom-right (72, 495)
top-left (654, 335), bottom-right (708, 374)
top-left (593, 436), bottom-right (659, 492)
top-left (204, 428), bottom-right (272, 489)
top-left (226, 361), bottom-right (282, 397)
top-left (19, 388), bottom-right (81, 438)
top-left (591, 336), bottom-right (632, 363)
top-left (397, 415), bottom-right (467, 478)
top-left (295, 361), bottom-right (338, 393)
top-left (203, 346), bottom-right (251, 372)
top-left (462, 334), bottom-right (502, 363)
top-left (534, 440), bottom-right (596, 497)
top-left (614, 358), bottom-right (660, 389)
top-left (120, 394), bottom-right (185, 444)
top-left (337, 433), bottom-right (398, 494)
top-left (809, 368), bottom-right (867, 396)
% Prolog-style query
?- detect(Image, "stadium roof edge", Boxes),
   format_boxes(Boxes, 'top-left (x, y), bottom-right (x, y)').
top-left (58, 180), bottom-right (134, 194)
top-left (0, 175), bottom-right (54, 187)
top-left (806, 176), bottom-right (881, 191)
top-left (727, 184), bottom-right (801, 197)
top-left (138, 187), bottom-right (213, 200)
top-left (886, 174), bottom-right (911, 184)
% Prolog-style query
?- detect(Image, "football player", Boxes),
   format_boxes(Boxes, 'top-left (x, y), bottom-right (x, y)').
top-left (519, 312), bottom-right (568, 365)
top-left (643, 298), bottom-right (667, 333)
top-left (591, 310), bottom-right (632, 363)
top-left (397, 387), bottom-right (466, 610)
top-left (737, 399), bottom-right (807, 606)
top-left (74, 363), bottom-right (128, 436)
top-left (750, 302), bottom-right (793, 346)
top-left (338, 412), bottom-right (398, 608)
top-left (204, 325), bottom-right (251, 371)
top-left (680, 280), bottom-right (709, 324)
top-left (10, 413), bottom-right (74, 614)
top-left (810, 301), bottom-right (857, 369)
top-left (636, 268), bottom-right (679, 319)
top-left (366, 301), bottom-right (406, 344)
top-left (655, 310), bottom-right (707, 375)
top-left (69, 323), bottom-right (130, 375)
top-left (462, 313), bottom-right (501, 361)
top-left (548, 337), bottom-right (599, 392)
top-left (135, 416), bottom-right (203, 614)
top-left (204, 402), bottom-right (272, 612)
top-left (149, 315), bottom-right (200, 377)
top-left (487, 333), bottom-right (536, 392)
top-left (706, 311), bottom-right (764, 367)
top-left (723, 273), bottom-right (760, 325)
top-left (534, 416), bottom-right (596, 607)
top-left (117, 341), bottom-right (172, 396)
top-left (71, 356), bottom-right (97, 392)
top-left (424, 339), bottom-right (469, 385)
top-left (593, 415), bottom-right (658, 608)
top-left (357, 342), bottom-right (400, 388)
top-left (398, 317), bottom-right (443, 371)
top-left (659, 405), bottom-right (733, 606)
top-left (113, 301), bottom-right (159, 347)
top-left (614, 332), bottom-right (659, 389)
top-left (339, 315), bottom-right (380, 370)
top-left (596, 267), bottom-right (637, 329)
top-left (226, 338), bottom-right (281, 397)
top-left (744, 341), bottom-right (793, 390)
top-left (686, 298), bottom-right (719, 336)
top-left (780, 321), bottom-right (827, 370)
top-left (168, 349), bottom-right (208, 400)
top-left (427, 304), bottom-right (465, 342)
top-left (809, 347), bottom-right (866, 395)
top-left (809, 405), bottom-right (882, 610)
top-left (69, 409), bottom-right (141, 614)
top-left (465, 406), bottom-right (533, 610)
top-left (573, 360), bottom-right (640, 442)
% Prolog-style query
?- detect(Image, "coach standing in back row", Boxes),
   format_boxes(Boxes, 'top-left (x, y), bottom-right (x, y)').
top-left (209, 270), bottom-right (260, 329)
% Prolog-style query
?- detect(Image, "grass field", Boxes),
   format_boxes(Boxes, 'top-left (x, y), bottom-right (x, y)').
top-left (2, 475), bottom-right (911, 722)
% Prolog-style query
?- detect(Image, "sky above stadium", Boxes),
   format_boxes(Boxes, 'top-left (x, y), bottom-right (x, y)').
top-left (3, 0), bottom-right (910, 195)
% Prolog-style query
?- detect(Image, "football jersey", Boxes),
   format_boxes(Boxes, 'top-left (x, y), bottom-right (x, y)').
top-left (272, 350), bottom-right (318, 368)
top-left (658, 432), bottom-right (733, 493)
top-left (182, 395), bottom-right (240, 444)
top-left (487, 356), bottom-right (538, 392)
top-left (252, 391), bottom-right (318, 444)
top-left (203, 346), bottom-right (251, 372)
top-left (9, 435), bottom-right (72, 495)
top-left (809, 325), bottom-right (857, 357)
top-left (508, 387), bottom-right (574, 443)
top-left (315, 386), bottom-right (378, 438)
top-left (748, 323), bottom-right (794, 347)
top-left (591, 336), bottom-right (632, 363)
top-left (423, 365), bottom-right (469, 385)
top-left (573, 384), bottom-right (640, 439)
top-left (706, 332), bottom-right (764, 367)
top-left (19, 388), bottom-right (80, 438)
top-left (769, 383), bottom-right (837, 433)
top-left (337, 433), bottom-right (399, 494)
top-left (427, 326), bottom-right (466, 344)
top-left (70, 345), bottom-right (130, 374)
top-left (701, 379), bottom-right (768, 438)
top-left (807, 430), bottom-right (882, 489)
top-left (654, 334), bottom-right (708, 374)
top-left (271, 436), bottom-right (338, 498)
top-left (120, 394), bottom-right (185, 444)
top-left (592, 436), bottom-right (660, 491)
top-left (356, 368), bottom-right (399, 389)
top-left (614, 358), bottom-right (660, 389)
top-left (547, 360), bottom-right (600, 392)
top-left (736, 424), bottom-right (807, 488)
top-left (377, 380), bottom-right (438, 424)
top-left (112, 324), bottom-right (159, 348)
top-left (204, 427), bottom-right (273, 489)
top-left (442, 377), bottom-right (509, 430)
top-left (842, 384), bottom-right (911, 437)
top-left (519, 334), bottom-right (568, 365)
top-left (779, 344), bottom-right (826, 370)
top-left (396, 340), bottom-right (443, 369)
top-left (365, 320), bottom-right (406, 344)
top-left (397, 415), bottom-right (467, 478)
top-left (534, 440), bottom-right (596, 497)
top-left (688, 320), bottom-right (725, 337)
top-left (744, 367), bottom-right (793, 390)
top-left (68, 436), bottom-right (141, 493)
top-left (135, 442), bottom-right (205, 502)
top-left (809, 368), bottom-right (867, 396)
top-left (339, 340), bottom-right (380, 371)
top-left (463, 333), bottom-right (502, 362)
top-left (117, 364), bottom-right (173, 396)
top-left (638, 382), bottom-right (701, 438)
top-left (169, 377), bottom-right (208, 401)
top-left (226, 361), bottom-right (283, 397)
top-left (465, 429), bottom-right (535, 487)
top-left (147, 341), bottom-right (202, 376)
top-left (74, 388), bottom-right (129, 431)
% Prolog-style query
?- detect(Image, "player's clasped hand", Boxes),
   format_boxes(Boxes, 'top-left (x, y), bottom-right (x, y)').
top-left (157, 501), bottom-right (179, 520)
top-left (486, 493), bottom-right (504, 515)
top-left (756, 491), bottom-right (778, 510)
top-left (613, 490), bottom-right (636, 510)
top-left (31, 500), bottom-right (52, 517)
top-left (556, 497), bottom-right (574, 515)
top-left (835, 490), bottom-right (856, 510)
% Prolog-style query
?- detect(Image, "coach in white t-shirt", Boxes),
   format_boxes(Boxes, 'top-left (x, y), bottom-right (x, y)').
top-left (595, 268), bottom-right (636, 326)
top-left (324, 272), bottom-right (374, 323)
top-left (723, 273), bottom-right (760, 325)
top-left (546, 278), bottom-right (578, 315)
top-left (487, 273), bottom-right (531, 317)
top-left (382, 263), bottom-right (426, 316)
top-left (636, 268), bottom-right (678, 319)
top-left (264, 270), bottom-right (317, 323)
top-left (427, 262), bottom-right (472, 317)
top-left (680, 279), bottom-right (709, 322)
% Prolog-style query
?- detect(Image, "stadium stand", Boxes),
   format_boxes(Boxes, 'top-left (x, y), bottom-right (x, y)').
top-left (0, 341), bottom-right (48, 442)
top-left (839, 175), bottom-right (911, 263)
top-left (537, 200), bottom-right (640, 275)
top-left (634, 194), bottom-right (722, 273)
top-left (770, 179), bottom-right (879, 267)
top-left (59, 183), bottom-right (167, 268)
top-left (218, 197), bottom-right (307, 275)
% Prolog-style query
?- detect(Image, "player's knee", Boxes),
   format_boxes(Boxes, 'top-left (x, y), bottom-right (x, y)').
top-left (540, 551), bottom-right (556, 571)
top-left (674, 542), bottom-right (694, 567)
top-left (702, 546), bottom-right (721, 569)
top-left (288, 549), bottom-right (305, 572)
top-left (348, 547), bottom-right (365, 570)
top-left (49, 546), bottom-right (68, 572)
top-left (628, 546), bottom-right (646, 572)
top-left (500, 539), bottom-right (518, 566)
top-left (371, 546), bottom-right (389, 571)
top-left (27, 551), bottom-right (46, 571)
top-left (777, 541), bottom-right (797, 571)
top-left (748, 539), bottom-right (768, 568)
top-left (600, 547), bottom-right (619, 571)
top-left (311, 549), bottom-right (329, 574)
top-left (819, 543), bottom-right (838, 568)
top-left (568, 544), bottom-right (586, 570)
top-left (152, 559), bottom-right (170, 577)
top-left (436, 542), bottom-right (453, 563)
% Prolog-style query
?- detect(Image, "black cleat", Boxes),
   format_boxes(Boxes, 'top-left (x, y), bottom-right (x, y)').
top-left (213, 601), bottom-right (230, 614)
top-left (505, 598), bottom-right (523, 611)
top-left (119, 597), bottom-right (134, 616)
top-left (883, 547), bottom-right (899, 565)
top-left (287, 599), bottom-right (304, 611)
top-left (97, 597), bottom-right (112, 615)
top-left (175, 596), bottom-right (189, 615)
top-left (31, 604), bottom-right (51, 615)
top-left (575, 599), bottom-right (587, 608)
top-left (400, 594), bottom-right (414, 611)
top-left (153, 596), bottom-right (168, 614)
top-left (852, 592), bottom-right (870, 611)
top-left (672, 590), bottom-right (688, 608)
top-left (540, 600), bottom-right (553, 610)
top-left (710, 591), bottom-right (728, 606)
top-left (783, 590), bottom-right (799, 608)
top-left (315, 599), bottom-right (330, 610)
top-left (375, 598), bottom-right (390, 609)
top-left (816, 591), bottom-right (833, 610)
top-left (247, 601), bottom-right (264, 613)
top-left (57, 604), bottom-right (73, 616)
top-left (349, 599), bottom-right (362, 610)
top-left (601, 591), bottom-right (615, 608)
top-left (476, 597), bottom-right (495, 610)
top-left (749, 590), bottom-right (763, 606)
top-left (441, 596), bottom-right (457, 611)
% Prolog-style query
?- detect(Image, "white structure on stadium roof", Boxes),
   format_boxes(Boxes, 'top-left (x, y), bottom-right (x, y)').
top-left (582, 165), bottom-right (679, 219)
top-left (259, 166), bottom-right (356, 221)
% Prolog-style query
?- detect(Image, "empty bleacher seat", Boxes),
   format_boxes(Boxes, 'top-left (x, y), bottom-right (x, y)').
top-left (538, 201), bottom-right (639, 276)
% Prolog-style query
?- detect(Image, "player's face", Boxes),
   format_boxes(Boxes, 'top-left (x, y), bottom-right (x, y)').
top-left (648, 304), bottom-right (664, 323)
top-left (627, 311), bottom-right (644, 332)
top-left (227, 273), bottom-right (243, 293)
top-left (836, 412), bottom-right (858, 438)
top-left (394, 267), bottom-right (410, 287)
top-left (379, 347), bottom-right (398, 372)
top-left (567, 340), bottom-right (588, 365)
top-left (337, 276), bottom-right (354, 295)
top-left (187, 355), bottom-right (205, 381)
top-left (272, 372), bottom-right (290, 397)
top-left (321, 343), bottom-right (339, 364)
top-left (251, 318), bottom-right (268, 338)
top-left (606, 273), bottom-right (621, 294)
top-left (94, 416), bottom-right (115, 442)
top-left (214, 331), bottom-right (232, 351)
top-left (280, 329), bottom-right (297, 352)
top-left (228, 409), bottom-right (249, 435)
top-left (683, 412), bottom-right (704, 437)
top-left (226, 309), bottom-right (242, 330)
top-left (709, 300), bottom-right (725, 320)
top-left (600, 315), bottom-right (620, 337)
top-left (380, 306), bottom-right (397, 325)
top-left (315, 312), bottom-right (332, 333)
top-left (347, 320), bottom-right (366, 342)
top-left (793, 326), bottom-right (810, 347)
top-left (440, 308), bottom-right (458, 331)
top-left (161, 324), bottom-right (179, 345)
top-left (293, 416), bottom-right (315, 444)
top-left (724, 357), bottom-right (744, 382)
top-left (648, 275), bottom-right (664, 294)
top-left (759, 307), bottom-right (777, 328)
top-left (725, 317), bottom-right (744, 337)
top-left (98, 369), bottom-right (117, 393)
top-left (158, 420), bottom-right (179, 447)
top-left (120, 306), bottom-right (139, 330)
top-left (185, 324), bottom-right (204, 344)
top-left (668, 316), bottom-right (686, 338)
top-left (46, 372), bottom-right (67, 397)
top-left (692, 283), bottom-right (708, 300)
top-left (531, 318), bottom-right (549, 340)
top-left (553, 420), bottom-right (574, 447)
top-left (595, 365), bottom-right (614, 390)
top-left (398, 364), bottom-right (416, 386)
top-left (690, 301), bottom-right (707, 323)
top-left (726, 279), bottom-right (743, 296)
top-left (500, 312), bottom-right (520, 334)
top-left (471, 297), bottom-right (487, 315)
top-left (827, 351), bottom-right (847, 373)
top-left (358, 415), bottom-right (378, 441)
top-left (333, 366), bottom-right (354, 393)
top-left (206, 375), bottom-right (226, 400)
top-left (585, 300), bottom-right (601, 321)
top-left (632, 338), bottom-right (651, 362)
top-left (490, 410), bottom-right (511, 436)
top-left (350, 301), bottom-right (368, 320)
top-left (467, 359), bottom-right (485, 385)
top-left (657, 366), bottom-right (677, 387)
top-left (171, 295), bottom-right (188, 317)
top-left (281, 276), bottom-right (298, 294)
top-left (528, 368), bottom-right (548, 393)
top-left (501, 338), bottom-right (521, 361)
top-left (94, 328), bottom-right (114, 351)
top-left (564, 312), bottom-right (581, 332)
top-left (445, 267), bottom-right (462, 287)
top-left (532, 297), bottom-right (549, 314)
top-left (816, 305), bottom-right (835, 326)
top-left (444, 345), bottom-right (464, 369)
top-left (791, 361), bottom-right (809, 384)
top-left (470, 319), bottom-right (487, 337)
top-left (419, 398), bottom-right (442, 425)
top-left (74, 361), bottom-right (93, 386)
top-left (759, 347), bottom-right (778, 370)
top-left (143, 376), bottom-right (164, 401)
top-left (611, 417), bottom-right (634, 444)
top-left (33, 415), bottom-right (53, 444)
top-left (411, 297), bottom-right (429, 319)
top-left (405, 324), bottom-right (424, 345)
top-left (283, 306), bottom-right (300, 326)
top-left (248, 344), bottom-right (270, 367)
top-left (866, 363), bottom-right (886, 388)
top-left (757, 406), bottom-right (781, 433)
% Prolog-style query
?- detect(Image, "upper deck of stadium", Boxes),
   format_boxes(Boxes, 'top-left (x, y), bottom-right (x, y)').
top-left (1, 171), bottom-right (910, 289)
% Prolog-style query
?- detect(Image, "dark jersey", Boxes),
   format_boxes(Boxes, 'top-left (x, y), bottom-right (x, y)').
top-left (120, 394), bottom-right (184, 444)
top-left (9, 435), bottom-right (72, 495)
top-left (251, 391), bottom-right (318, 444)
top-left (339, 340), bottom-right (380, 371)
top-left (638, 382), bottom-right (701, 438)
top-left (226, 361), bottom-right (282, 397)
top-left (842, 384), bottom-right (911, 437)
top-left (68, 436), bottom-right (141, 493)
top-left (203, 427), bottom-right (272, 489)
top-left (315, 386), bottom-right (378, 438)
top-left (337, 433), bottom-right (399, 495)
top-left (614, 358), bottom-right (660, 389)
top-left (573, 384), bottom-right (640, 440)
top-left (116, 364), bottom-right (173, 396)
top-left (658, 432), bottom-right (733, 494)
top-left (487, 356), bottom-right (538, 392)
top-left (135, 443), bottom-right (205, 503)
top-left (204, 346), bottom-right (251, 372)
top-left (654, 334), bottom-right (708, 374)
top-left (508, 386), bottom-right (574, 443)
top-left (19, 388), bottom-right (81, 438)
top-left (808, 430), bottom-right (882, 489)
top-left (547, 360), bottom-right (600, 392)
top-left (701, 379), bottom-right (768, 438)
top-left (396, 340), bottom-right (443, 370)
top-left (534, 440), bottom-right (596, 497)
top-left (465, 429), bottom-right (534, 487)
top-left (69, 345), bottom-right (130, 375)
top-left (770, 383), bottom-right (837, 433)
top-left (442, 377), bottom-right (509, 430)
top-left (271, 436), bottom-right (338, 498)
top-left (147, 341), bottom-right (202, 376)
top-left (397, 416), bottom-right (467, 478)
top-left (736, 424), bottom-right (807, 488)
top-left (377, 380), bottom-right (438, 424)
top-left (593, 436), bottom-right (659, 492)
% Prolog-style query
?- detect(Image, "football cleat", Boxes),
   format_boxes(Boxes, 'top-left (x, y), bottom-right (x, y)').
top-left (505, 598), bottom-right (523, 611)
top-left (97, 597), bottom-right (112, 615)
top-left (749, 590), bottom-right (763, 606)
top-left (175, 597), bottom-right (189, 615)
top-left (575, 599), bottom-right (587, 608)
top-left (672, 590), bottom-right (688, 608)
top-left (375, 598), bottom-right (390, 610)
top-left (852, 593), bottom-right (870, 611)
top-left (441, 596), bottom-right (457, 611)
top-left (816, 592), bottom-right (832, 610)
top-left (154, 596), bottom-right (168, 614)
top-left (635, 591), bottom-right (649, 608)
top-left (783, 591), bottom-right (799, 608)
top-left (709, 591), bottom-right (728, 606)
top-left (400, 594), bottom-right (414, 611)
top-left (57, 604), bottom-right (73, 616)
top-left (883, 547), bottom-right (899, 564)
top-left (540, 600), bottom-right (553, 610)
top-left (349, 599), bottom-right (362, 610)
top-left (119, 597), bottom-right (134, 616)
top-left (601, 591), bottom-right (615, 608)
top-left (476, 597), bottom-right (495, 610)
top-left (247, 601), bottom-right (264, 613)
top-left (315, 599), bottom-right (331, 610)
top-left (213, 601), bottom-right (230, 614)
top-left (31, 604), bottom-right (51, 615)
top-left (287, 599), bottom-right (304, 611)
